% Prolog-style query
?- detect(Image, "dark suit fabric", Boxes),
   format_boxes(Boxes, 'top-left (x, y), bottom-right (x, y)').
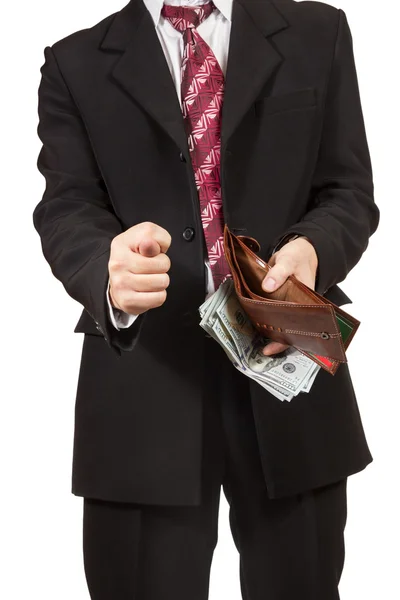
top-left (33, 0), bottom-right (379, 505)
top-left (83, 339), bottom-right (347, 600)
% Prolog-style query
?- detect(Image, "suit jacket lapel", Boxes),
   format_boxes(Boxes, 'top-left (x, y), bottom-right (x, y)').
top-left (100, 0), bottom-right (189, 157)
top-left (222, 0), bottom-right (289, 149)
top-left (99, 0), bottom-right (289, 155)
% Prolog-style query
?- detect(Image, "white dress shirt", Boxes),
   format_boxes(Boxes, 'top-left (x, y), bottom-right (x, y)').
top-left (107, 0), bottom-right (233, 329)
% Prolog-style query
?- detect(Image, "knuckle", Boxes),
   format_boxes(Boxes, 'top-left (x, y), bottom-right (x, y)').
top-left (108, 258), bottom-right (124, 273)
top-left (153, 273), bottom-right (169, 290)
top-left (110, 235), bottom-right (121, 252)
top-left (162, 273), bottom-right (170, 288)
top-left (165, 232), bottom-right (172, 249)
top-left (154, 290), bottom-right (167, 307)
top-left (276, 262), bottom-right (292, 278)
top-left (140, 221), bottom-right (157, 236)
top-left (160, 254), bottom-right (171, 271)
top-left (112, 273), bottom-right (128, 291)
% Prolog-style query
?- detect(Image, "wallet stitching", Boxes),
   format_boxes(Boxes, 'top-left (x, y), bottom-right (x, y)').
top-left (238, 297), bottom-right (331, 309)
top-left (225, 226), bottom-right (350, 366)
top-left (240, 297), bottom-right (347, 361)
top-left (327, 304), bottom-right (347, 356)
top-left (284, 330), bottom-right (341, 338)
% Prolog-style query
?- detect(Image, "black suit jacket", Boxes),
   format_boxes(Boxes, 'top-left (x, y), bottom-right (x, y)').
top-left (33, 0), bottom-right (379, 504)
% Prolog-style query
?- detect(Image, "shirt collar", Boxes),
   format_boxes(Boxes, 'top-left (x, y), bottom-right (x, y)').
top-left (143, 0), bottom-right (233, 27)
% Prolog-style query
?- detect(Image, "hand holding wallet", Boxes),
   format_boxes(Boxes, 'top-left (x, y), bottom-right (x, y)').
top-left (223, 225), bottom-right (360, 375)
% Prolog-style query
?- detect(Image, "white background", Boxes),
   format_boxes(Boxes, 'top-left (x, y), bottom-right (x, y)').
top-left (1, 0), bottom-right (398, 598)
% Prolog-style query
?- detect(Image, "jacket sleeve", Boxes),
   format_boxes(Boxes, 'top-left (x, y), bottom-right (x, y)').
top-left (33, 45), bottom-right (146, 356)
top-left (270, 9), bottom-right (379, 295)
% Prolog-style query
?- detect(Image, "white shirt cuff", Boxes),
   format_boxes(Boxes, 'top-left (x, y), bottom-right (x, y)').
top-left (106, 279), bottom-right (140, 330)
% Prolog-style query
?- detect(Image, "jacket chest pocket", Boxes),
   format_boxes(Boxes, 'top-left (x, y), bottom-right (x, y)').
top-left (254, 88), bottom-right (317, 118)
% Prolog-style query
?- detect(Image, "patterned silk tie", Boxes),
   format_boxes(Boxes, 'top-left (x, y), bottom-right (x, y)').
top-left (161, 1), bottom-right (230, 289)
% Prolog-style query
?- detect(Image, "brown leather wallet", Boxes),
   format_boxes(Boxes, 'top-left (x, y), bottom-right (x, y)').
top-left (223, 225), bottom-right (360, 375)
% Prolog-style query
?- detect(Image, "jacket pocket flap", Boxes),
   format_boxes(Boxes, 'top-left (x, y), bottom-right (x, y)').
top-left (255, 88), bottom-right (317, 116)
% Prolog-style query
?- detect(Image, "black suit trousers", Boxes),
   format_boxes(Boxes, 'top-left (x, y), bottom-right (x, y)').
top-left (83, 336), bottom-right (347, 600)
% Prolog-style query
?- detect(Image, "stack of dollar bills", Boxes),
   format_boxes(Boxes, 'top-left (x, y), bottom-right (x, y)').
top-left (199, 278), bottom-right (320, 402)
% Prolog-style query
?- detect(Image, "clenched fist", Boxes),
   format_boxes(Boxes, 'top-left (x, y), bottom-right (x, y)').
top-left (108, 222), bottom-right (172, 316)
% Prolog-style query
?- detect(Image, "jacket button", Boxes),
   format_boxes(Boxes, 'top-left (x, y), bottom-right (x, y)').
top-left (183, 227), bottom-right (195, 241)
top-left (179, 151), bottom-right (186, 162)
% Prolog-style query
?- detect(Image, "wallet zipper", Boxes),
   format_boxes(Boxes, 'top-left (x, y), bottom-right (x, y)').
top-left (282, 329), bottom-right (340, 339)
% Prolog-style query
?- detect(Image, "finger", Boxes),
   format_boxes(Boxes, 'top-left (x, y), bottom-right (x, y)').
top-left (130, 273), bottom-right (170, 293)
top-left (128, 252), bottom-right (171, 275)
top-left (124, 222), bottom-right (172, 255)
top-left (262, 342), bottom-right (289, 356)
top-left (138, 238), bottom-right (160, 257)
top-left (121, 290), bottom-right (167, 313)
top-left (261, 256), bottom-right (295, 292)
top-left (110, 272), bottom-right (170, 294)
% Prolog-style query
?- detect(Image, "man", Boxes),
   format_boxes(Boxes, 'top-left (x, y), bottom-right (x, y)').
top-left (33, 0), bottom-right (379, 598)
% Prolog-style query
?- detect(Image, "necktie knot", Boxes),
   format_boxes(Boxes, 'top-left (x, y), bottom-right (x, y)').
top-left (161, 1), bottom-right (216, 32)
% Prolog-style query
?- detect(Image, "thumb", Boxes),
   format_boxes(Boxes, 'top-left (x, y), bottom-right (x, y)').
top-left (138, 237), bottom-right (161, 257)
top-left (262, 260), bottom-right (291, 292)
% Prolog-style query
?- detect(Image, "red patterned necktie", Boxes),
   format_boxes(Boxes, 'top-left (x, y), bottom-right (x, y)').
top-left (161, 1), bottom-right (230, 290)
